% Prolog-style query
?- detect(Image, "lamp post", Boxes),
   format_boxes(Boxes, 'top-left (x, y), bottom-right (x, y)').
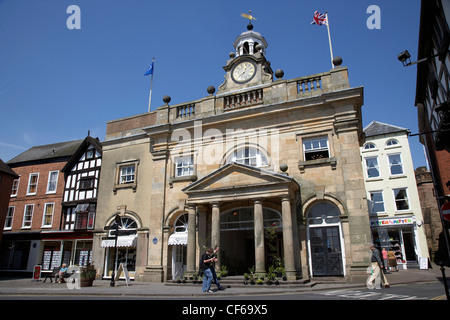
top-left (110, 214), bottom-right (121, 287)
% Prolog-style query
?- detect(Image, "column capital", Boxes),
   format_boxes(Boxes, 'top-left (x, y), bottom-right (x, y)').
top-left (186, 203), bottom-right (197, 210)
top-left (253, 198), bottom-right (263, 204)
top-left (211, 202), bottom-right (220, 208)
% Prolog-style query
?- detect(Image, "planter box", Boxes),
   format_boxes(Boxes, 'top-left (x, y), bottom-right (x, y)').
top-left (80, 278), bottom-right (94, 287)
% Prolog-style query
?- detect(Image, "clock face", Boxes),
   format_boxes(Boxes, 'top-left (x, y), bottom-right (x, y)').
top-left (231, 61), bottom-right (256, 83)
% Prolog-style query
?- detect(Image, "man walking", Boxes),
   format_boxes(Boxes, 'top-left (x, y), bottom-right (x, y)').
top-left (367, 244), bottom-right (390, 289)
top-left (210, 246), bottom-right (224, 291)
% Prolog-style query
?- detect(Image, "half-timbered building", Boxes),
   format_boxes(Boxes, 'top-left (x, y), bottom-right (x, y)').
top-left (60, 135), bottom-right (102, 267)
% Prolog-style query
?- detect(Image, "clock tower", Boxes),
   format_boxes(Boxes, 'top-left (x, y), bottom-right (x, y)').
top-left (218, 22), bottom-right (273, 94)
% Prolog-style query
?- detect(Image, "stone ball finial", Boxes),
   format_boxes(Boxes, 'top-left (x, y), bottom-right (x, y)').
top-left (275, 69), bottom-right (284, 79)
top-left (280, 163), bottom-right (288, 172)
top-left (333, 56), bottom-right (343, 66)
top-left (207, 86), bottom-right (215, 95)
top-left (229, 52), bottom-right (236, 59)
top-left (163, 95), bottom-right (171, 104)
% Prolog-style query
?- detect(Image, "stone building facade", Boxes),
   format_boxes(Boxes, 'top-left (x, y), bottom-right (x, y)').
top-left (93, 24), bottom-right (372, 283)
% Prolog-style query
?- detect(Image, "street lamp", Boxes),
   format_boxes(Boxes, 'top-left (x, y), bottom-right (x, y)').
top-left (397, 49), bottom-right (450, 67)
top-left (397, 50), bottom-right (412, 66)
top-left (110, 214), bottom-right (121, 287)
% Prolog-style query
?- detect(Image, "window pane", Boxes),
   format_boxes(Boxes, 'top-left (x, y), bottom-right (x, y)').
top-left (120, 165), bottom-right (135, 183)
top-left (388, 154), bottom-right (403, 175)
top-left (47, 171), bottom-right (58, 193)
top-left (394, 188), bottom-right (409, 210)
top-left (370, 192), bottom-right (385, 213)
top-left (366, 157), bottom-right (379, 178)
top-left (303, 137), bottom-right (329, 161)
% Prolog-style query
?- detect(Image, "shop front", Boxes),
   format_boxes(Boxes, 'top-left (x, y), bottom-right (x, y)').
top-left (101, 216), bottom-right (138, 280)
top-left (370, 217), bottom-right (422, 269)
top-left (39, 234), bottom-right (93, 271)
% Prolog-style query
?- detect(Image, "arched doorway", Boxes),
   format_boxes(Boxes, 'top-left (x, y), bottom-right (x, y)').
top-left (220, 207), bottom-right (282, 274)
top-left (102, 216), bottom-right (138, 279)
top-left (169, 213), bottom-right (188, 280)
top-left (306, 202), bottom-right (345, 277)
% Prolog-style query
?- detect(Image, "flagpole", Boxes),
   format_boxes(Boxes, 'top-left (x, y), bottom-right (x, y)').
top-left (148, 58), bottom-right (155, 112)
top-left (325, 12), bottom-right (334, 69)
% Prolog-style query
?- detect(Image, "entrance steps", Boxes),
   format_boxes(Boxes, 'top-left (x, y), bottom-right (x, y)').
top-left (168, 275), bottom-right (318, 288)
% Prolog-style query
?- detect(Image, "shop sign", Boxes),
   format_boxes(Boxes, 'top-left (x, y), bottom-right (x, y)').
top-left (370, 217), bottom-right (414, 227)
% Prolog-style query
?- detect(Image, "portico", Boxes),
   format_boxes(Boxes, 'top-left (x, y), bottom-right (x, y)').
top-left (182, 162), bottom-right (301, 280)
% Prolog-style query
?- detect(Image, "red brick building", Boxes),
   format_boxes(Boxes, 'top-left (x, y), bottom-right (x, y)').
top-left (0, 140), bottom-right (82, 273)
top-left (0, 159), bottom-right (19, 244)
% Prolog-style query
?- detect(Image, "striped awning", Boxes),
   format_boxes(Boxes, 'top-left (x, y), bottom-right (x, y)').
top-left (168, 232), bottom-right (188, 245)
top-left (101, 235), bottom-right (137, 248)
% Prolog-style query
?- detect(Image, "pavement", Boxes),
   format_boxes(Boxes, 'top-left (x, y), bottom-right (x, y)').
top-left (0, 266), bottom-right (448, 299)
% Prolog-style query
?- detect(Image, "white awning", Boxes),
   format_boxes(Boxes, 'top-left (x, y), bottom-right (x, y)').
top-left (101, 235), bottom-right (137, 248)
top-left (168, 232), bottom-right (188, 245)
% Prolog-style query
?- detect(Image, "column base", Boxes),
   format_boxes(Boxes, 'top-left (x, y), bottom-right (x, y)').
top-left (141, 265), bottom-right (164, 282)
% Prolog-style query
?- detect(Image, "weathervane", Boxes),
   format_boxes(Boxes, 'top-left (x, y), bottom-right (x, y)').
top-left (240, 10), bottom-right (257, 30)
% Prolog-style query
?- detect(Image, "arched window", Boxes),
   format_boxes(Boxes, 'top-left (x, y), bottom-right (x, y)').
top-left (225, 147), bottom-right (268, 167)
top-left (307, 202), bottom-right (341, 225)
top-left (363, 142), bottom-right (376, 150)
top-left (386, 139), bottom-right (399, 146)
top-left (174, 213), bottom-right (188, 233)
top-left (110, 216), bottom-right (137, 235)
top-left (220, 207), bottom-right (281, 231)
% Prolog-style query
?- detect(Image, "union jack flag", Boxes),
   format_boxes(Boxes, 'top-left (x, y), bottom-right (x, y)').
top-left (311, 10), bottom-right (327, 26)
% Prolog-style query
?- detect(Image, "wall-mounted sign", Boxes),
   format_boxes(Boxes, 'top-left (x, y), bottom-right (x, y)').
top-left (370, 217), bottom-right (414, 227)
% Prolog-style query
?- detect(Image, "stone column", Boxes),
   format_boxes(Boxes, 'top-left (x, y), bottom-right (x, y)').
top-left (186, 204), bottom-right (197, 275)
top-left (211, 202), bottom-right (221, 271)
top-left (281, 195), bottom-right (297, 280)
top-left (254, 199), bottom-right (265, 274)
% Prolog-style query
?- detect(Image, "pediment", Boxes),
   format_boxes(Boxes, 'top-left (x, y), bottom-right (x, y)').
top-left (183, 162), bottom-right (295, 194)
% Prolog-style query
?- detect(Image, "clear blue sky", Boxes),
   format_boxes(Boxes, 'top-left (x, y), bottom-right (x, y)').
top-left (0, 0), bottom-right (425, 168)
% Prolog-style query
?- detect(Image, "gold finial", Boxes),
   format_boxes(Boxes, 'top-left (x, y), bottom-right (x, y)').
top-left (240, 10), bottom-right (257, 22)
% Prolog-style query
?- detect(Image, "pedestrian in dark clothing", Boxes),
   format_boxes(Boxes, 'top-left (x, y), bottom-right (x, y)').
top-left (210, 246), bottom-right (224, 290)
top-left (201, 248), bottom-right (216, 293)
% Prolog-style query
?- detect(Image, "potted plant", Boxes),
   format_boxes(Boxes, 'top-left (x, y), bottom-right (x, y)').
top-left (220, 265), bottom-right (228, 277)
top-left (80, 264), bottom-right (96, 287)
